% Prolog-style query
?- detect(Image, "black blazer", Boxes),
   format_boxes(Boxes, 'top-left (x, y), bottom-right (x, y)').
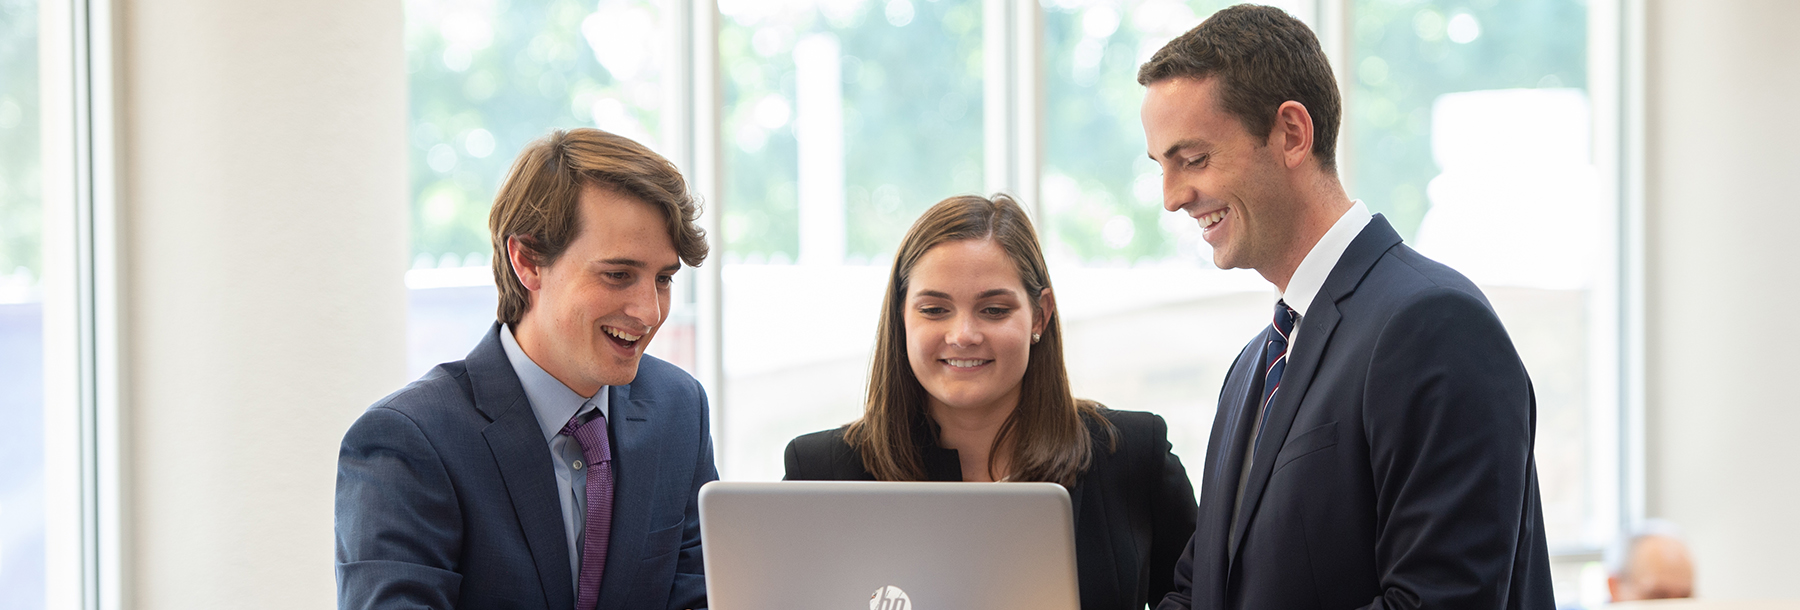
top-left (1158, 215), bottom-right (1555, 610)
top-left (785, 408), bottom-right (1197, 610)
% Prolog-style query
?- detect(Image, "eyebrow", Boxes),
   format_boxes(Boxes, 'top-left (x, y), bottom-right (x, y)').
top-left (914, 288), bottom-right (1019, 300)
top-left (597, 258), bottom-right (682, 273)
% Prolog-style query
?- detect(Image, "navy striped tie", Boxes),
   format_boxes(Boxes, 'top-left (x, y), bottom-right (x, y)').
top-left (1252, 300), bottom-right (1297, 456)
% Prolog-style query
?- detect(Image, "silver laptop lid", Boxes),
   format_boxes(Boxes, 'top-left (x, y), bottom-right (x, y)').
top-left (699, 481), bottom-right (1079, 610)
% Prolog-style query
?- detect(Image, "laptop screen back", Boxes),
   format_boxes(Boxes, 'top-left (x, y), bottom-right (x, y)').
top-left (698, 481), bottom-right (1079, 610)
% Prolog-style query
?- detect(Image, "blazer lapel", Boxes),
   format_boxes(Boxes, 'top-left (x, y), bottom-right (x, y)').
top-left (1194, 337), bottom-right (1265, 608)
top-left (1226, 215), bottom-right (1404, 567)
top-left (1226, 299), bottom-right (1340, 562)
top-left (595, 384), bottom-right (664, 610)
top-left (468, 325), bottom-right (575, 610)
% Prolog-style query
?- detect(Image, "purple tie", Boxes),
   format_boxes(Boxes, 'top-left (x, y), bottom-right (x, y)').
top-left (561, 410), bottom-right (613, 610)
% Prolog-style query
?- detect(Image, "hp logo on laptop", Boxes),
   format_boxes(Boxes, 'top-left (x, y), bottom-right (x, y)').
top-left (869, 585), bottom-right (911, 610)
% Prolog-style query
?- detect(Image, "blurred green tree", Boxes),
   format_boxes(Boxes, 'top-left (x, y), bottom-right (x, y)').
top-left (0, 0), bottom-right (41, 281)
top-left (720, 0), bottom-right (986, 261)
top-left (1348, 0), bottom-right (1587, 238)
top-left (407, 0), bottom-right (665, 263)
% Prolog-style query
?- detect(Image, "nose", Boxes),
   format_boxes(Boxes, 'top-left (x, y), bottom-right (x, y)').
top-left (621, 277), bottom-right (664, 332)
top-left (1163, 172), bottom-right (1194, 213)
top-left (945, 312), bottom-right (982, 348)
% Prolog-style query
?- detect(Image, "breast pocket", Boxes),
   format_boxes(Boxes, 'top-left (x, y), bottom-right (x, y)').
top-left (641, 521), bottom-right (685, 561)
top-left (1272, 421), bottom-right (1338, 474)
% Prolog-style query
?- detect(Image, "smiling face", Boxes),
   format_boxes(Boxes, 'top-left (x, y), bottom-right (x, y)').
top-left (1142, 76), bottom-right (1303, 273)
top-left (509, 183), bottom-right (680, 396)
top-left (904, 239), bottom-right (1048, 419)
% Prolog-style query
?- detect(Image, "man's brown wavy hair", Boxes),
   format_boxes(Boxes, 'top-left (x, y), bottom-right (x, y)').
top-left (487, 128), bottom-right (708, 325)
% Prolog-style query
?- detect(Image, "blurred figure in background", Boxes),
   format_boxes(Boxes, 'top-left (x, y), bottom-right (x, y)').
top-left (1608, 520), bottom-right (1696, 602)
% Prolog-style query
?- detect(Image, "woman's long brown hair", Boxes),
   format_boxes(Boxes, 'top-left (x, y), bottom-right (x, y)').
top-left (843, 194), bottom-right (1112, 486)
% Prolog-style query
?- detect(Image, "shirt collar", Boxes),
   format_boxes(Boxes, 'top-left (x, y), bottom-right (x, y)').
top-left (499, 323), bottom-right (610, 444)
top-left (1281, 200), bottom-right (1373, 317)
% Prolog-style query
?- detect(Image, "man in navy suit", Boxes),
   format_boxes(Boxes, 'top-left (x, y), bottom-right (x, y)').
top-left (1139, 6), bottom-right (1554, 609)
top-left (336, 128), bottom-right (716, 610)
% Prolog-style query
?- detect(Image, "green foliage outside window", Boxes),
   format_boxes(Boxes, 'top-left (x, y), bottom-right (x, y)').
top-left (1041, 0), bottom-right (1229, 264)
top-left (402, 0), bottom-right (1588, 265)
top-left (1348, 0), bottom-right (1587, 238)
top-left (406, 0), bottom-right (663, 262)
top-left (0, 0), bottom-right (40, 282)
top-left (720, 0), bottom-right (985, 262)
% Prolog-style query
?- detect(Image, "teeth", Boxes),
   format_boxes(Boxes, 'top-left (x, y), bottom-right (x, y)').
top-left (1201, 210), bottom-right (1227, 228)
top-left (604, 326), bottom-right (643, 342)
top-left (945, 359), bottom-right (987, 368)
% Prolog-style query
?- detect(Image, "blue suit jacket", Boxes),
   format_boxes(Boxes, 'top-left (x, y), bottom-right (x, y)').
top-left (336, 324), bottom-right (716, 610)
top-left (1158, 215), bottom-right (1555, 610)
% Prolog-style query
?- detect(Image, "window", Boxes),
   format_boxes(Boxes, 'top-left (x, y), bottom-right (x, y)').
top-left (1342, 0), bottom-right (1623, 603)
top-left (1039, 0), bottom-right (1260, 486)
top-left (0, 0), bottom-right (48, 606)
top-left (5, 0), bottom-right (113, 606)
top-left (1345, 0), bottom-right (1621, 559)
top-left (402, 2), bottom-right (1628, 603)
top-left (715, 0), bottom-right (986, 480)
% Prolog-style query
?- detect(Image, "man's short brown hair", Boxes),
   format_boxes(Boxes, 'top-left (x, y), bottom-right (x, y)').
top-left (488, 128), bottom-right (708, 326)
top-left (1137, 4), bottom-right (1342, 171)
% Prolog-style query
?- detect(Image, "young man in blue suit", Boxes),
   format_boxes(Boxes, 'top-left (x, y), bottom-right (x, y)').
top-left (1139, 6), bottom-right (1554, 609)
top-left (336, 128), bottom-right (715, 610)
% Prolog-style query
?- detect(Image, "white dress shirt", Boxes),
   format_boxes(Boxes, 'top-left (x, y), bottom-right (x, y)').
top-left (1279, 200), bottom-right (1373, 351)
top-left (499, 324), bottom-right (610, 590)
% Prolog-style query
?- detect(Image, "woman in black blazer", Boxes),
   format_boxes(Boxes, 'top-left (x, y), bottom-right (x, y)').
top-left (782, 194), bottom-right (1197, 610)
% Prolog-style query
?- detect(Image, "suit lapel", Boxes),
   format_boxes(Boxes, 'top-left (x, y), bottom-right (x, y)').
top-left (1226, 299), bottom-right (1340, 562)
top-left (468, 325), bottom-right (575, 610)
top-left (1226, 215), bottom-right (1404, 567)
top-left (595, 384), bottom-right (663, 610)
top-left (1194, 337), bottom-right (1265, 608)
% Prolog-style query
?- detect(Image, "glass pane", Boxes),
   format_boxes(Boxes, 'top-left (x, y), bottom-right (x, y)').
top-left (404, 0), bottom-right (694, 377)
top-left (0, 0), bottom-right (45, 607)
top-left (718, 0), bottom-right (985, 480)
top-left (1346, 0), bottom-right (1608, 559)
top-left (1039, 0), bottom-right (1249, 493)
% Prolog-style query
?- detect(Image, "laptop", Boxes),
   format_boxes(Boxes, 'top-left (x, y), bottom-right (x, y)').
top-left (698, 480), bottom-right (1080, 610)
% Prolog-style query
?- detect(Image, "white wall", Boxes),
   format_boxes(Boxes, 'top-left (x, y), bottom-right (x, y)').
top-left (117, 0), bottom-right (407, 607)
top-left (1645, 0), bottom-right (1800, 599)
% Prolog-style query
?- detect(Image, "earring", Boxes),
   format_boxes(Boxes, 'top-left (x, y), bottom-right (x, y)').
top-left (1031, 333), bottom-right (1041, 344)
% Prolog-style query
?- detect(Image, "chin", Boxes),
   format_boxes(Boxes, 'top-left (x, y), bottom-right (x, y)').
top-left (595, 361), bottom-right (642, 387)
top-left (935, 390), bottom-right (1004, 411)
top-left (1211, 250), bottom-right (1245, 270)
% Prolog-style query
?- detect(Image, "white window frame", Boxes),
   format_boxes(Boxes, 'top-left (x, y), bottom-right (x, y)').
top-left (38, 0), bottom-right (120, 608)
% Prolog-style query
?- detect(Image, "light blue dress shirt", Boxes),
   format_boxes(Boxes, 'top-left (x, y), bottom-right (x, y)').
top-left (499, 324), bottom-right (610, 589)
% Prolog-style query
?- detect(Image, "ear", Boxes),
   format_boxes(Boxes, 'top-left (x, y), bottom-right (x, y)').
top-left (1271, 100), bottom-right (1315, 170)
top-left (1033, 287), bottom-right (1057, 337)
top-left (1607, 575), bottom-right (1623, 602)
top-left (506, 236), bottom-right (545, 292)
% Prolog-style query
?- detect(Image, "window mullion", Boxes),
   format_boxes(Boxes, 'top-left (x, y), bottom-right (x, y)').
top-left (983, 0), bottom-right (1042, 221)
top-left (691, 0), bottom-right (725, 452)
